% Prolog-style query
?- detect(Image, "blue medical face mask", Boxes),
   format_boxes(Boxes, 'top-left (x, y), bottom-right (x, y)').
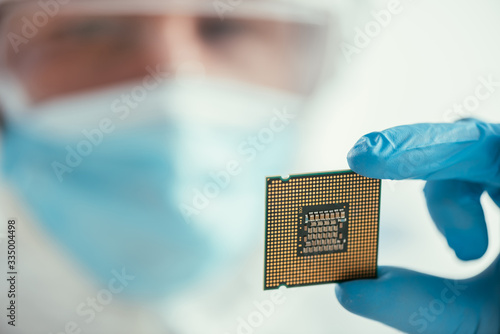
top-left (0, 78), bottom-right (302, 300)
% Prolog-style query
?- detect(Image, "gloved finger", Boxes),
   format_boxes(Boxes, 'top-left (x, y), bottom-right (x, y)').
top-left (335, 267), bottom-right (479, 334)
top-left (347, 119), bottom-right (500, 186)
top-left (424, 180), bottom-right (488, 260)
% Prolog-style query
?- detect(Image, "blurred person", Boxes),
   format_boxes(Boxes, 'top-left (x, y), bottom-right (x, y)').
top-left (0, 1), bottom-right (499, 334)
top-left (0, 0), bottom-right (337, 333)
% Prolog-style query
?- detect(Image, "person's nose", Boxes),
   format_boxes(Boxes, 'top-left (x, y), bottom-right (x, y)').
top-left (141, 16), bottom-right (210, 76)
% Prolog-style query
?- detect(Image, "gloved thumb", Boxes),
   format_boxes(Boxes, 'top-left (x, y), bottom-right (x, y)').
top-left (335, 267), bottom-right (479, 333)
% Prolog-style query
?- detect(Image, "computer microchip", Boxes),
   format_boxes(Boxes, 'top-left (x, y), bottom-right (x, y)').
top-left (264, 170), bottom-right (381, 290)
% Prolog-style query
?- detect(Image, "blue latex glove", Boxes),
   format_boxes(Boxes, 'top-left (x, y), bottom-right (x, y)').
top-left (336, 119), bottom-right (500, 333)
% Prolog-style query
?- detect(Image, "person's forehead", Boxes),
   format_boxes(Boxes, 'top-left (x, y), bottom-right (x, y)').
top-left (0, 0), bottom-right (331, 24)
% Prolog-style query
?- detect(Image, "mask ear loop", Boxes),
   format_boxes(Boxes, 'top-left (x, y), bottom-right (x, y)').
top-left (0, 70), bottom-right (31, 123)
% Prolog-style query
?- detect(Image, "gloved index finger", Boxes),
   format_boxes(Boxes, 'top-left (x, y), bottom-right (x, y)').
top-left (347, 119), bottom-right (500, 186)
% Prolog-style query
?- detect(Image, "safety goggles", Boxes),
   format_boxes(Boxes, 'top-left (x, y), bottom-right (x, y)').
top-left (0, 0), bottom-right (332, 104)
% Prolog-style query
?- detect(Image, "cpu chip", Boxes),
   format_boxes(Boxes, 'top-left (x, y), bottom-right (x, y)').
top-left (264, 170), bottom-right (381, 290)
